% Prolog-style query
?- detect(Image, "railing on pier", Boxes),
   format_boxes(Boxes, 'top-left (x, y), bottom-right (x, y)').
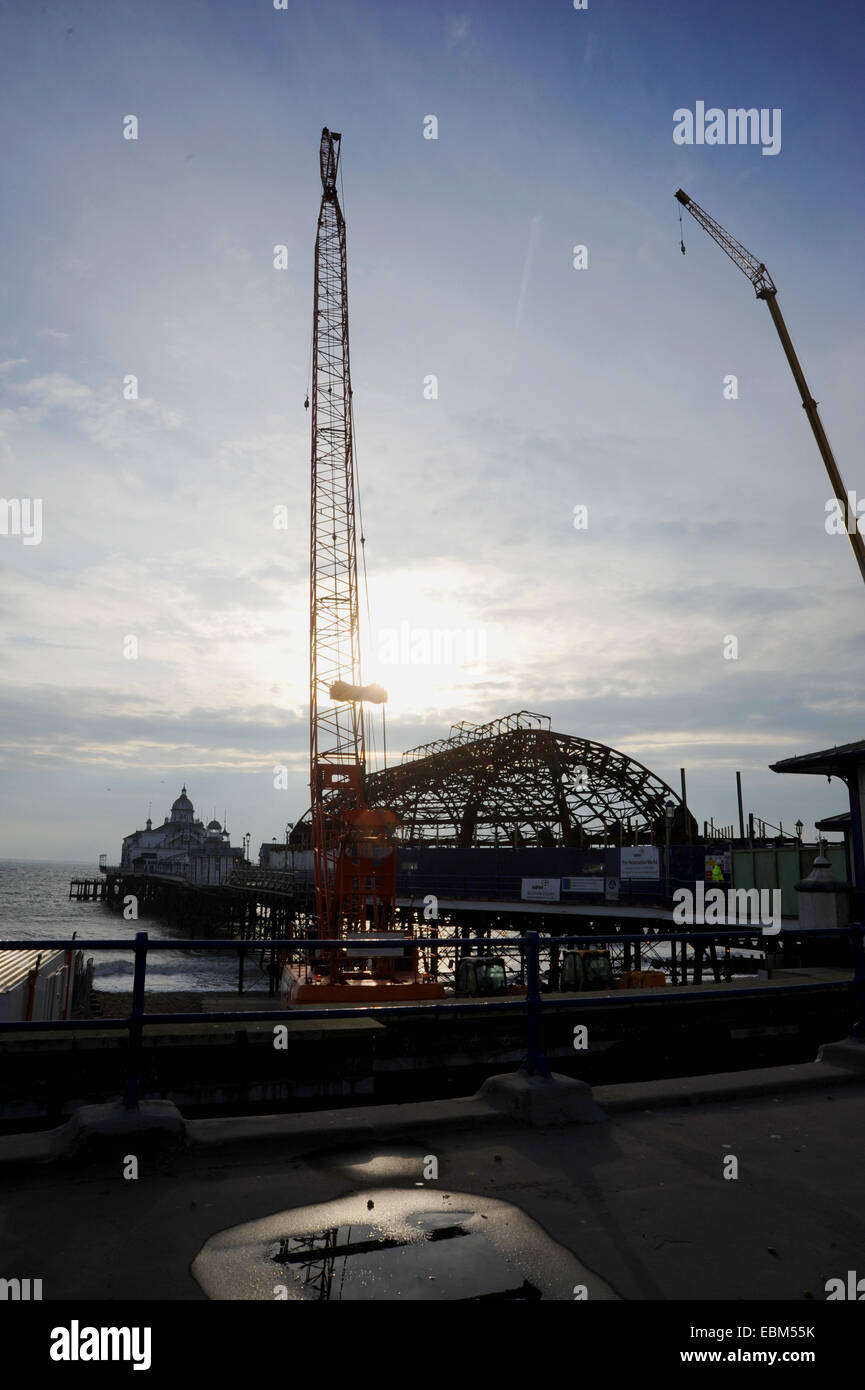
top-left (68, 878), bottom-right (107, 902)
top-left (1, 925), bottom-right (863, 1112)
top-left (226, 868), bottom-right (298, 894)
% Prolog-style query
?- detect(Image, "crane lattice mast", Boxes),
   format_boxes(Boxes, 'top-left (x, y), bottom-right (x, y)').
top-left (310, 127), bottom-right (365, 933)
top-left (308, 128), bottom-right (396, 947)
top-left (675, 189), bottom-right (865, 588)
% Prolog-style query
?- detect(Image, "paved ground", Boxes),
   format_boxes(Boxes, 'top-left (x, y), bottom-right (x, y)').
top-left (1, 1054), bottom-right (863, 1302)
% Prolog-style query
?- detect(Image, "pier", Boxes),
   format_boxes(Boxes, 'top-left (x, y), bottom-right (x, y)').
top-left (96, 865), bottom-right (307, 941)
top-left (68, 877), bottom-right (107, 903)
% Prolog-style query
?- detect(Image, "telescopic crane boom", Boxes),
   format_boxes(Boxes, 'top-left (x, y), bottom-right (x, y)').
top-left (674, 188), bottom-right (865, 589)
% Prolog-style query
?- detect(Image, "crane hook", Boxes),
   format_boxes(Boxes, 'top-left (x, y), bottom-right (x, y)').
top-left (304, 394), bottom-right (309, 410)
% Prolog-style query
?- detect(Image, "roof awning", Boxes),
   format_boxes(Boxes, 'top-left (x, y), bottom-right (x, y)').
top-left (814, 811), bottom-right (852, 831)
top-left (770, 740), bottom-right (865, 778)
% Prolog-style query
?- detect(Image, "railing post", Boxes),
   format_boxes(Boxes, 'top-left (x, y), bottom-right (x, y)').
top-left (521, 931), bottom-right (551, 1078)
top-left (123, 931), bottom-right (148, 1110)
top-left (851, 923), bottom-right (865, 1040)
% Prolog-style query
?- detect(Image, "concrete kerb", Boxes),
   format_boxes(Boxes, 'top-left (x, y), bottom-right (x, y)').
top-left (2, 1049), bottom-right (863, 1168)
top-left (187, 1094), bottom-right (498, 1150)
top-left (595, 1058), bottom-right (865, 1113)
top-left (36, 1100), bottom-right (186, 1164)
top-left (817, 1036), bottom-right (865, 1072)
top-left (478, 1070), bottom-right (607, 1126)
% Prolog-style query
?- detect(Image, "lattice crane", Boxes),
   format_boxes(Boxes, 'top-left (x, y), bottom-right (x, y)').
top-left (675, 188), bottom-right (865, 588)
top-left (292, 128), bottom-right (443, 1003)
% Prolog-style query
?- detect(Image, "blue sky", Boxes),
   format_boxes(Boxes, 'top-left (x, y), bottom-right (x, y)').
top-left (1, 0), bottom-right (863, 858)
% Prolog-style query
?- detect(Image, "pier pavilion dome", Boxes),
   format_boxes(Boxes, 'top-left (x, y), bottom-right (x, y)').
top-left (169, 786), bottom-right (195, 825)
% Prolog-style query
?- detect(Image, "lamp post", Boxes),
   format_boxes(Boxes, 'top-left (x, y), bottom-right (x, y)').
top-left (795, 819), bottom-right (804, 842)
top-left (664, 798), bottom-right (675, 896)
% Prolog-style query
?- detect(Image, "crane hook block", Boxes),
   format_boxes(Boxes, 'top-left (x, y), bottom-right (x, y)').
top-left (330, 679), bottom-right (388, 705)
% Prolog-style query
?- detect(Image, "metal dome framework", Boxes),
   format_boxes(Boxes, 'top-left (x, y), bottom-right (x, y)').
top-left (361, 711), bottom-right (696, 849)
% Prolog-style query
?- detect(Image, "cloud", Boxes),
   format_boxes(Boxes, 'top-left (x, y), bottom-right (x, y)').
top-left (6, 372), bottom-right (185, 449)
top-left (10, 372), bottom-right (94, 410)
top-left (0, 683), bottom-right (308, 772)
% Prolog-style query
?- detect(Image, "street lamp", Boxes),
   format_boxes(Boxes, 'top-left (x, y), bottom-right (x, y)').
top-left (664, 799), bottom-right (675, 891)
top-left (795, 819), bottom-right (804, 841)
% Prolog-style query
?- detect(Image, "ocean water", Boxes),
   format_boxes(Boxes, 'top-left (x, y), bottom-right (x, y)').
top-left (0, 860), bottom-right (247, 994)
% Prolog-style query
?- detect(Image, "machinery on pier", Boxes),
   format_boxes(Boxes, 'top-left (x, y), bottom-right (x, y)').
top-left (285, 128), bottom-right (443, 1003)
top-left (675, 188), bottom-right (865, 589)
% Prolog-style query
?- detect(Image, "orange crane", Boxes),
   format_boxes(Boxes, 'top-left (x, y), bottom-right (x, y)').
top-left (675, 189), bottom-right (865, 588)
top-left (286, 129), bottom-right (443, 1004)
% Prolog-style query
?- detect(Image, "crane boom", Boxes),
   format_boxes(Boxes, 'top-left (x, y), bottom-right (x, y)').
top-left (310, 127), bottom-right (366, 934)
top-left (674, 188), bottom-right (865, 589)
top-left (285, 128), bottom-right (444, 1004)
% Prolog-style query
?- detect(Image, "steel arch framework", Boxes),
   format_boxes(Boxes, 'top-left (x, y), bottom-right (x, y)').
top-left (358, 711), bottom-right (696, 848)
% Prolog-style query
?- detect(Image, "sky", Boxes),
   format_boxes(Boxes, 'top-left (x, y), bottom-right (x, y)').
top-left (1, 0), bottom-right (863, 860)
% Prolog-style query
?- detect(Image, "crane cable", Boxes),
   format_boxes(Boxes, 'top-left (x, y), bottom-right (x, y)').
top-left (351, 392), bottom-right (379, 773)
top-left (678, 202), bottom-right (686, 256)
top-left (339, 149), bottom-right (387, 776)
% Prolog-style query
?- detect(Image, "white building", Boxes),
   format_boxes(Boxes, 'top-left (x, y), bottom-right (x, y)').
top-left (120, 787), bottom-right (244, 885)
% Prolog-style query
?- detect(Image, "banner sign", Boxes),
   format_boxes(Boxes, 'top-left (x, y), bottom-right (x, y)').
top-left (620, 846), bottom-right (660, 879)
top-left (521, 878), bottom-right (561, 902)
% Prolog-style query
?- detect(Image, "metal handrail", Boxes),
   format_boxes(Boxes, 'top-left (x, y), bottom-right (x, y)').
top-left (1, 925), bottom-right (862, 1109)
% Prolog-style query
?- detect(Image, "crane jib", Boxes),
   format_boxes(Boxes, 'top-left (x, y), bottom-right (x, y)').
top-left (673, 189), bottom-right (865, 589)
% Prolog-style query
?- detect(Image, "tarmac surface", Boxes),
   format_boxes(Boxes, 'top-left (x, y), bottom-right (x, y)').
top-left (1, 1048), bottom-right (863, 1302)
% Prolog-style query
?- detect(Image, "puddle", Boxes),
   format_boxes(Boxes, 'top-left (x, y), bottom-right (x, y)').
top-left (271, 1211), bottom-right (540, 1300)
top-left (192, 1188), bottom-right (618, 1301)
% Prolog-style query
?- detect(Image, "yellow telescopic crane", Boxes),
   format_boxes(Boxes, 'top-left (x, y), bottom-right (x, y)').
top-left (674, 188), bottom-right (865, 589)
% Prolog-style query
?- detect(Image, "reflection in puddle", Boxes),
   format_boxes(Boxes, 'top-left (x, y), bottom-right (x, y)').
top-left (192, 1188), bottom-right (618, 1301)
top-left (271, 1211), bottom-right (542, 1301)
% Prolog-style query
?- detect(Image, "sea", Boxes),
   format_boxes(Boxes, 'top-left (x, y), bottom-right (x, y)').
top-left (0, 861), bottom-right (761, 996)
top-left (0, 860), bottom-right (245, 994)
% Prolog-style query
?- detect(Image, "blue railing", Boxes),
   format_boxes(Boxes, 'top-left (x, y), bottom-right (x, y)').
top-left (1, 926), bottom-right (862, 1110)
